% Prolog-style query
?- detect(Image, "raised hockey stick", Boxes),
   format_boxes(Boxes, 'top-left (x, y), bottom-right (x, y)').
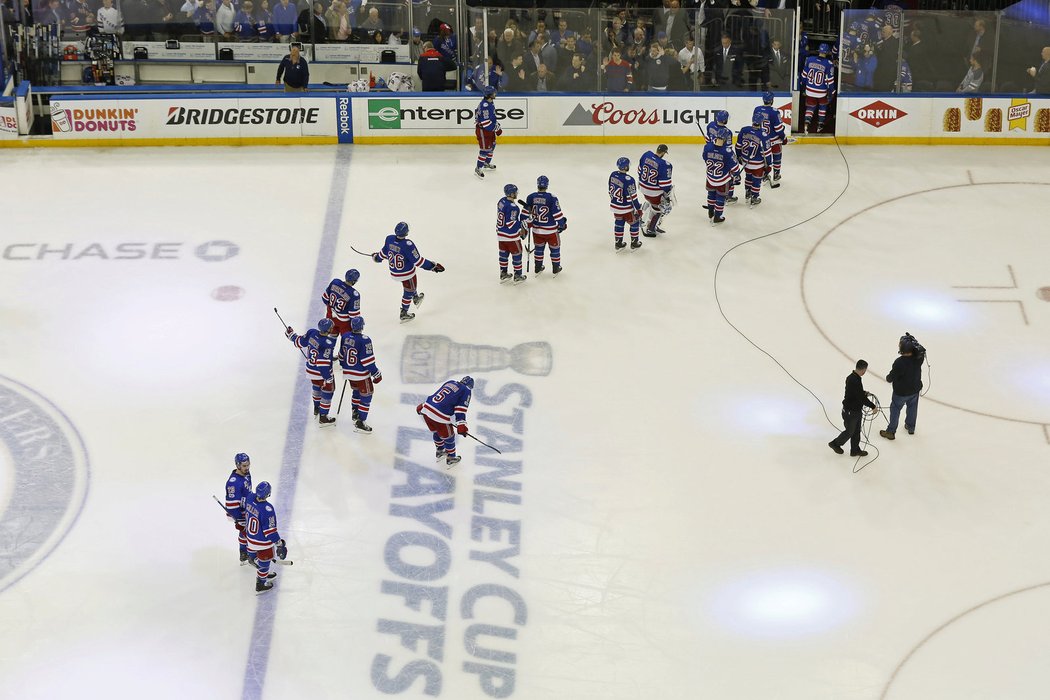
top-left (350, 245), bottom-right (373, 258)
top-left (274, 307), bottom-right (309, 359)
top-left (465, 431), bottom-right (502, 454)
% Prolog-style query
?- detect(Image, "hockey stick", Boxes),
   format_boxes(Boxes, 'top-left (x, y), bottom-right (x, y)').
top-left (336, 378), bottom-right (348, 415)
top-left (214, 495), bottom-right (295, 565)
top-left (350, 245), bottom-right (373, 258)
top-left (465, 431), bottom-right (502, 454)
top-left (274, 307), bottom-right (309, 360)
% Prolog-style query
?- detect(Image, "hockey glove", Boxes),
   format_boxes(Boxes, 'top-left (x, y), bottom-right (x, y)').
top-left (432, 263), bottom-right (445, 273)
top-left (496, 128), bottom-right (503, 136)
top-left (557, 220), bottom-right (567, 232)
top-left (285, 326), bottom-right (295, 339)
top-left (456, 424), bottom-right (469, 436)
top-left (416, 403), bottom-right (424, 414)
top-left (322, 379), bottom-right (334, 391)
top-left (275, 539), bottom-right (288, 560)
top-left (372, 371), bottom-right (383, 384)
top-left (372, 253), bottom-right (382, 263)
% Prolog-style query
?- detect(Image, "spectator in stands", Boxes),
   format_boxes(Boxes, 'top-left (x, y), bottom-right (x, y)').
top-left (254, 0), bottom-right (274, 41)
top-left (527, 19), bottom-right (546, 47)
top-left (435, 22), bottom-right (457, 64)
top-left (629, 25), bottom-right (649, 56)
top-left (677, 34), bottom-right (703, 89)
top-left (215, 0), bottom-right (235, 39)
top-left (644, 42), bottom-right (672, 91)
top-left (506, 54), bottom-right (529, 91)
top-left (559, 53), bottom-right (590, 91)
top-left (276, 42), bottom-right (309, 90)
top-left (125, 0), bottom-right (153, 39)
top-left (968, 19), bottom-right (987, 62)
top-left (41, 0), bottom-right (64, 29)
top-left (956, 54), bottom-right (983, 93)
top-left (193, 0), bottom-right (215, 38)
top-left (873, 23), bottom-right (899, 92)
top-left (96, 0), bottom-right (123, 34)
top-left (359, 7), bottom-right (380, 34)
top-left (468, 14), bottom-right (484, 56)
top-left (765, 37), bottom-right (789, 90)
top-left (524, 38), bottom-right (543, 76)
top-left (325, 0), bottom-right (343, 41)
top-left (467, 55), bottom-right (505, 92)
top-left (347, 0), bottom-right (360, 30)
top-left (306, 1), bottom-right (327, 43)
top-left (150, 0), bottom-right (179, 40)
top-left (70, 0), bottom-right (96, 31)
top-left (234, 0), bottom-right (256, 40)
top-left (655, 31), bottom-right (670, 53)
top-left (663, 0), bottom-right (688, 52)
top-left (417, 40), bottom-right (454, 91)
top-left (409, 27), bottom-right (423, 61)
top-left (556, 34), bottom-right (578, 71)
top-left (855, 42), bottom-right (876, 90)
top-left (530, 62), bottom-right (553, 92)
top-left (577, 26), bottom-right (595, 59)
top-left (1027, 46), bottom-right (1050, 94)
top-left (905, 27), bottom-right (934, 92)
top-left (496, 27), bottom-right (523, 67)
top-left (549, 16), bottom-right (574, 46)
top-left (538, 31), bottom-right (558, 72)
top-left (271, 0), bottom-right (296, 41)
top-left (604, 16), bottom-right (627, 53)
top-left (711, 33), bottom-right (742, 89)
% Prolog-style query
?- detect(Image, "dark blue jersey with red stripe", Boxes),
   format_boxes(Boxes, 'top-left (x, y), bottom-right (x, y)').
top-left (224, 470), bottom-right (253, 521)
top-left (525, 191), bottom-right (565, 232)
top-left (420, 379), bottom-right (472, 426)
top-left (243, 494), bottom-right (280, 552)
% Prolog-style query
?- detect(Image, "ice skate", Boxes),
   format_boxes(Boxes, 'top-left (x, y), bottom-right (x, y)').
top-left (513, 273), bottom-right (527, 284)
top-left (654, 224), bottom-right (666, 234)
top-left (319, 414), bottom-right (336, 427)
top-left (643, 227), bottom-right (658, 238)
top-left (748, 196), bottom-right (761, 207)
top-left (354, 419), bottom-right (373, 434)
top-left (726, 195), bottom-right (739, 204)
top-left (239, 551), bottom-right (250, 564)
top-left (630, 239), bottom-right (642, 250)
top-left (445, 455), bottom-right (462, 467)
top-left (400, 309), bottom-right (415, 323)
top-left (552, 263), bottom-right (562, 275)
top-left (352, 407), bottom-right (360, 421)
top-left (313, 405), bottom-right (319, 416)
top-left (412, 293), bottom-right (424, 307)
top-left (483, 163), bottom-right (496, 170)
top-left (474, 168), bottom-right (485, 179)
top-left (500, 271), bottom-right (512, 283)
top-left (614, 240), bottom-right (627, 251)
top-left (435, 448), bottom-right (445, 461)
top-left (534, 262), bottom-right (545, 274)
top-left (712, 215), bottom-right (725, 224)
top-left (256, 579), bottom-right (274, 593)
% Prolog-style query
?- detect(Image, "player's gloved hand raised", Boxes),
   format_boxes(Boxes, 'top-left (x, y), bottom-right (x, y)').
top-left (456, 424), bottom-right (469, 436)
top-left (432, 263), bottom-right (445, 273)
top-left (372, 371), bottom-right (383, 384)
top-left (415, 403), bottom-right (424, 414)
top-left (285, 326), bottom-right (295, 339)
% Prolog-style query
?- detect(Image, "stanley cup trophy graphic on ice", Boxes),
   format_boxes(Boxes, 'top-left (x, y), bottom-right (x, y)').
top-left (400, 335), bottom-right (553, 383)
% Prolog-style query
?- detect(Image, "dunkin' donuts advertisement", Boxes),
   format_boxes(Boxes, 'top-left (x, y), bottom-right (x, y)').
top-left (838, 95), bottom-right (1050, 142)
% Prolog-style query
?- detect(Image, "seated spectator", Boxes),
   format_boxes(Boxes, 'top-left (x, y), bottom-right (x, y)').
top-left (603, 46), bottom-right (633, 92)
top-left (559, 53), bottom-right (590, 91)
top-left (417, 40), bottom-right (454, 91)
top-left (360, 5), bottom-right (381, 33)
top-left (677, 34), bottom-right (703, 89)
top-left (234, 0), bottom-right (256, 40)
top-left (855, 42), bottom-right (876, 90)
top-left (957, 55), bottom-right (983, 93)
top-left (506, 54), bottom-right (529, 91)
top-left (530, 63), bottom-right (553, 92)
top-left (96, 0), bottom-right (123, 34)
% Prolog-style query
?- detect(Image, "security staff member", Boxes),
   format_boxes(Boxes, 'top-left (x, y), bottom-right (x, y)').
top-left (829, 360), bottom-right (878, 457)
top-left (276, 43), bottom-right (309, 92)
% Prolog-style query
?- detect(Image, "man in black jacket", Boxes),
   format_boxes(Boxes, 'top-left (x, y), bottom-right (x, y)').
top-left (880, 334), bottom-right (924, 439)
top-left (417, 41), bottom-right (455, 92)
top-left (829, 360), bottom-right (878, 457)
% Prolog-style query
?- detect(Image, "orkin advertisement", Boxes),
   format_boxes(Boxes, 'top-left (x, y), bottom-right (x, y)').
top-left (838, 95), bottom-right (1050, 142)
top-left (48, 96), bottom-right (338, 141)
top-left (352, 94), bottom-right (791, 141)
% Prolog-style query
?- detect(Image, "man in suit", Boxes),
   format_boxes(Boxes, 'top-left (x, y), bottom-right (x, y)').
top-left (873, 23), bottom-right (899, 92)
top-left (1028, 46), bottom-right (1050, 94)
top-left (711, 32), bottom-right (743, 89)
top-left (765, 37), bottom-right (790, 90)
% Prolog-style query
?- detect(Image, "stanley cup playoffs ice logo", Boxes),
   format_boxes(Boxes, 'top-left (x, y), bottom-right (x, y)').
top-left (0, 375), bottom-right (89, 594)
top-left (400, 335), bottom-right (552, 383)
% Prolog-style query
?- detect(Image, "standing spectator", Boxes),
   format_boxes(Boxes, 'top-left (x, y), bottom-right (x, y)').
top-left (604, 17), bottom-right (627, 54)
top-left (828, 360), bottom-right (878, 458)
top-left (41, 0), bottom-right (64, 29)
top-left (234, 0), bottom-right (256, 40)
top-left (530, 63), bottom-right (553, 92)
top-left (215, 0), bottom-right (235, 39)
top-left (526, 18), bottom-right (547, 47)
top-left (325, 0), bottom-right (342, 41)
top-left (676, 32), bottom-right (701, 88)
top-left (468, 14), bottom-right (484, 58)
top-left (711, 33), bottom-right (742, 89)
top-left (559, 53), bottom-right (590, 91)
top-left (347, 0), bottom-right (360, 29)
top-left (96, 0), bottom-right (123, 34)
top-left (663, 0), bottom-right (688, 51)
top-left (524, 39), bottom-right (543, 76)
top-left (576, 26), bottom-right (595, 59)
top-left (270, 0), bottom-right (296, 40)
top-left (408, 27), bottom-right (423, 61)
top-left (417, 40), bottom-right (454, 91)
top-left (276, 42), bottom-right (309, 91)
top-left (1027, 46), bottom-right (1050, 94)
top-left (254, 0), bottom-right (274, 41)
top-left (644, 42), bottom-right (671, 91)
top-left (880, 334), bottom-right (925, 440)
top-left (122, 0), bottom-right (149, 39)
top-left (150, 0), bottom-right (179, 40)
top-left (603, 45), bottom-right (633, 92)
top-left (435, 22), bottom-right (457, 64)
top-left (549, 16), bottom-right (574, 46)
top-left (904, 28), bottom-right (934, 92)
top-left (968, 19), bottom-right (987, 61)
top-left (873, 23), bottom-right (899, 92)
top-left (506, 54), bottom-right (529, 91)
top-left (70, 0), bottom-right (95, 31)
top-left (360, 6), bottom-right (381, 34)
top-left (629, 25), bottom-right (648, 56)
top-left (307, 1), bottom-right (326, 42)
top-left (855, 42), bottom-right (876, 90)
top-left (194, 0), bottom-right (216, 38)
top-left (495, 27), bottom-right (523, 67)
top-left (556, 34), bottom-right (578, 71)
top-left (538, 31), bottom-right (558, 73)
top-left (956, 54), bottom-right (983, 93)
top-left (765, 37), bottom-right (789, 90)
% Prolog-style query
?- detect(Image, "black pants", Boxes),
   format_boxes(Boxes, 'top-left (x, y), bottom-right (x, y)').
top-left (832, 409), bottom-right (863, 455)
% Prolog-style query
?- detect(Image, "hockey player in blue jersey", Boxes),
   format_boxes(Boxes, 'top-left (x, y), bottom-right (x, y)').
top-left (525, 175), bottom-right (567, 275)
top-left (736, 109), bottom-right (773, 207)
top-left (496, 184), bottom-right (530, 284)
top-left (474, 85), bottom-right (500, 179)
top-left (416, 376), bottom-right (474, 467)
top-left (703, 126), bottom-right (742, 225)
top-left (372, 222), bottom-right (445, 323)
top-left (705, 110), bottom-right (739, 203)
top-left (285, 317), bottom-right (339, 426)
top-left (223, 452), bottom-right (253, 564)
top-left (637, 144), bottom-right (673, 237)
top-left (801, 43), bottom-right (836, 134)
top-left (322, 269), bottom-right (361, 344)
top-left (754, 92), bottom-right (787, 187)
top-left (339, 315), bottom-right (383, 434)
top-left (244, 481), bottom-right (284, 593)
top-left (608, 157), bottom-right (643, 251)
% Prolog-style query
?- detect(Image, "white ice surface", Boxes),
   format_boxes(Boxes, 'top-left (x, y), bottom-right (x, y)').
top-left (1, 142), bottom-right (1049, 700)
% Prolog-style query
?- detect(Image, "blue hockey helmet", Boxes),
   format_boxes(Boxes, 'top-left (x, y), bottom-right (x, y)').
top-left (483, 84), bottom-right (496, 98)
top-left (235, 452), bottom-right (250, 468)
top-left (714, 110), bottom-right (729, 125)
top-left (318, 318), bottom-right (334, 334)
top-left (752, 107), bottom-right (765, 125)
top-left (460, 375), bottom-right (475, 389)
top-left (762, 90), bottom-right (774, 106)
top-left (537, 175), bottom-right (550, 189)
top-left (848, 21), bottom-right (860, 32)
top-left (345, 268), bottom-right (360, 285)
top-left (712, 126), bottom-right (731, 144)
top-left (616, 156), bottom-right (630, 171)
top-left (395, 221), bottom-right (409, 238)
top-left (504, 183), bottom-right (518, 197)
top-left (819, 42), bottom-right (830, 54)
top-left (350, 316), bottom-right (365, 333)
top-left (255, 481), bottom-right (272, 500)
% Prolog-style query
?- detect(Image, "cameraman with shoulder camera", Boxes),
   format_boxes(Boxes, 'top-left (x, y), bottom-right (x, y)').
top-left (880, 333), bottom-right (925, 439)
